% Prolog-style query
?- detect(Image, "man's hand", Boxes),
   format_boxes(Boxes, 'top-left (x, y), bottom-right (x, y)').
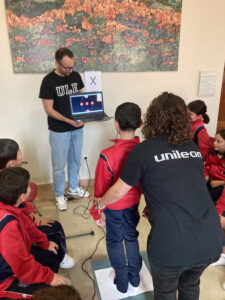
top-left (48, 241), bottom-right (58, 255)
top-left (50, 274), bottom-right (67, 286)
top-left (67, 119), bottom-right (84, 128)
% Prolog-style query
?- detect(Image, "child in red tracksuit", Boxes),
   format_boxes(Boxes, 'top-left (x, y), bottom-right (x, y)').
top-left (0, 167), bottom-right (67, 299)
top-left (0, 138), bottom-right (75, 271)
top-left (90, 102), bottom-right (142, 294)
top-left (187, 99), bottom-right (212, 160)
top-left (204, 129), bottom-right (225, 266)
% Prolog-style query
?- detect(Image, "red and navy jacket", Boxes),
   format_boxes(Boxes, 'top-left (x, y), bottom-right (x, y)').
top-left (191, 118), bottom-right (212, 161)
top-left (94, 137), bottom-right (142, 210)
top-left (0, 203), bottom-right (54, 297)
top-left (215, 188), bottom-right (225, 216)
top-left (204, 150), bottom-right (225, 181)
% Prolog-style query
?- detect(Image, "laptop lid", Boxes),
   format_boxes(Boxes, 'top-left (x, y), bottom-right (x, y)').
top-left (69, 91), bottom-right (108, 122)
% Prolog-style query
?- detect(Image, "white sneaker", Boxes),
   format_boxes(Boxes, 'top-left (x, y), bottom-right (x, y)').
top-left (68, 186), bottom-right (90, 198)
top-left (60, 254), bottom-right (75, 269)
top-left (210, 254), bottom-right (225, 266)
top-left (56, 196), bottom-right (67, 211)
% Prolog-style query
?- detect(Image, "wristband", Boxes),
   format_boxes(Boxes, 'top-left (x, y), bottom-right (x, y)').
top-left (97, 198), bottom-right (105, 210)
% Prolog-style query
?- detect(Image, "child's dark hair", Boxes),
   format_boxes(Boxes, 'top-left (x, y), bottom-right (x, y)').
top-left (115, 102), bottom-right (141, 131)
top-left (55, 47), bottom-right (74, 62)
top-left (142, 92), bottom-right (191, 145)
top-left (0, 167), bottom-right (30, 206)
top-left (0, 139), bottom-right (19, 170)
top-left (188, 100), bottom-right (210, 124)
top-left (217, 129), bottom-right (225, 140)
top-left (32, 285), bottom-right (81, 300)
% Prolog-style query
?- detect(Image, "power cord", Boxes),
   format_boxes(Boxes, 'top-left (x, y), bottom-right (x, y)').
top-left (72, 198), bottom-right (106, 300)
top-left (69, 130), bottom-right (107, 300)
top-left (81, 226), bottom-right (105, 300)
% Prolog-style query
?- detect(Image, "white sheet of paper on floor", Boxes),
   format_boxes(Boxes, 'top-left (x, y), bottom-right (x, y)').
top-left (94, 261), bottom-right (154, 300)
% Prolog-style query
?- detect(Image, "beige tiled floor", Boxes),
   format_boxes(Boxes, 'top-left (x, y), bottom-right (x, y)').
top-left (35, 183), bottom-right (225, 300)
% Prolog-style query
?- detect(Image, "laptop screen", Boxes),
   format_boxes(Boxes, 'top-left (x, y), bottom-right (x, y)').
top-left (69, 92), bottom-right (104, 116)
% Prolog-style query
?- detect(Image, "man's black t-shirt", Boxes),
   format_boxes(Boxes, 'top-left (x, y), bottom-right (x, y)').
top-left (39, 70), bottom-right (84, 132)
top-left (120, 136), bottom-right (223, 267)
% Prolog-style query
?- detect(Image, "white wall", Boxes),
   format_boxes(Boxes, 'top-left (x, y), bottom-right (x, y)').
top-left (1, 0), bottom-right (225, 183)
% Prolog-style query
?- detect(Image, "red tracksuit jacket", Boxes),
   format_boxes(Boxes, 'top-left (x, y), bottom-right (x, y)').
top-left (204, 151), bottom-right (225, 215)
top-left (0, 202), bottom-right (54, 297)
top-left (191, 118), bottom-right (212, 160)
top-left (94, 137), bottom-right (141, 210)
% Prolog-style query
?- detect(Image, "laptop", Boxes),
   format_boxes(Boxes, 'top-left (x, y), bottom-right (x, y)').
top-left (69, 91), bottom-right (110, 122)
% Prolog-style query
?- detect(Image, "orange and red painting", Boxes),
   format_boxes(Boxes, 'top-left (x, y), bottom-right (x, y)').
top-left (5, 0), bottom-right (182, 73)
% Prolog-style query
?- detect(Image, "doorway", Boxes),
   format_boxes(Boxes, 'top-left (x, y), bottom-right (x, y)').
top-left (217, 64), bottom-right (225, 131)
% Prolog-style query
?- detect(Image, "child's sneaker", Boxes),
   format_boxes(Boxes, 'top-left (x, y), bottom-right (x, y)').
top-left (60, 254), bottom-right (75, 269)
top-left (56, 196), bottom-right (67, 211)
top-left (210, 253), bottom-right (225, 266)
top-left (68, 187), bottom-right (90, 198)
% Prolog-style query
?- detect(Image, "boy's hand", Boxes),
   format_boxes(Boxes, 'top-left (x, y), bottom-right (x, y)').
top-left (142, 205), bottom-right (150, 219)
top-left (29, 213), bottom-right (54, 227)
top-left (210, 180), bottom-right (225, 188)
top-left (48, 241), bottom-right (58, 255)
top-left (40, 217), bottom-right (54, 227)
top-left (205, 176), bottom-right (209, 182)
top-left (50, 274), bottom-right (67, 286)
top-left (220, 215), bottom-right (225, 229)
top-left (96, 218), bottom-right (105, 227)
top-left (29, 212), bottom-right (42, 226)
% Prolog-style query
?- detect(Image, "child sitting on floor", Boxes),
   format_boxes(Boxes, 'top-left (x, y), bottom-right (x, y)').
top-left (204, 129), bottom-right (225, 266)
top-left (90, 102), bottom-right (142, 294)
top-left (0, 138), bottom-right (75, 271)
top-left (0, 167), bottom-right (67, 299)
top-left (187, 99), bottom-right (212, 160)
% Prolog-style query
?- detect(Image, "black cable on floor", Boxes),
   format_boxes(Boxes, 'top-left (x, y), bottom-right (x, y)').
top-left (72, 198), bottom-right (92, 218)
top-left (72, 198), bottom-right (106, 300)
top-left (81, 226), bottom-right (105, 300)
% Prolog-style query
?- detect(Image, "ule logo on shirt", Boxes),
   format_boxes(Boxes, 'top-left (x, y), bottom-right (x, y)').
top-left (154, 150), bottom-right (202, 162)
top-left (56, 83), bottom-right (78, 96)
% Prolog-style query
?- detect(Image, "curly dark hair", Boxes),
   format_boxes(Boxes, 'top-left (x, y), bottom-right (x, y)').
top-left (142, 92), bottom-right (191, 145)
top-left (32, 285), bottom-right (81, 300)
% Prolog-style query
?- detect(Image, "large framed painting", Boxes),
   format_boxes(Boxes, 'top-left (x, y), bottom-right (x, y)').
top-left (5, 0), bottom-right (182, 73)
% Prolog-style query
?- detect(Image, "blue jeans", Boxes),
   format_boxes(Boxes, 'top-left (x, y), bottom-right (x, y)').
top-left (31, 221), bottom-right (66, 273)
top-left (49, 129), bottom-right (83, 197)
top-left (104, 204), bottom-right (142, 292)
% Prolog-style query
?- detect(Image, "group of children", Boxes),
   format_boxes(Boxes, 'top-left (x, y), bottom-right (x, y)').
top-left (1, 98), bottom-right (225, 298)
top-left (187, 100), bottom-right (225, 268)
top-left (0, 139), bottom-right (76, 298)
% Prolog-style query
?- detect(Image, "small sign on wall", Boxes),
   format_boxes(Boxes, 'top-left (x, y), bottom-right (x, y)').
top-left (85, 71), bottom-right (102, 92)
top-left (198, 71), bottom-right (217, 97)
